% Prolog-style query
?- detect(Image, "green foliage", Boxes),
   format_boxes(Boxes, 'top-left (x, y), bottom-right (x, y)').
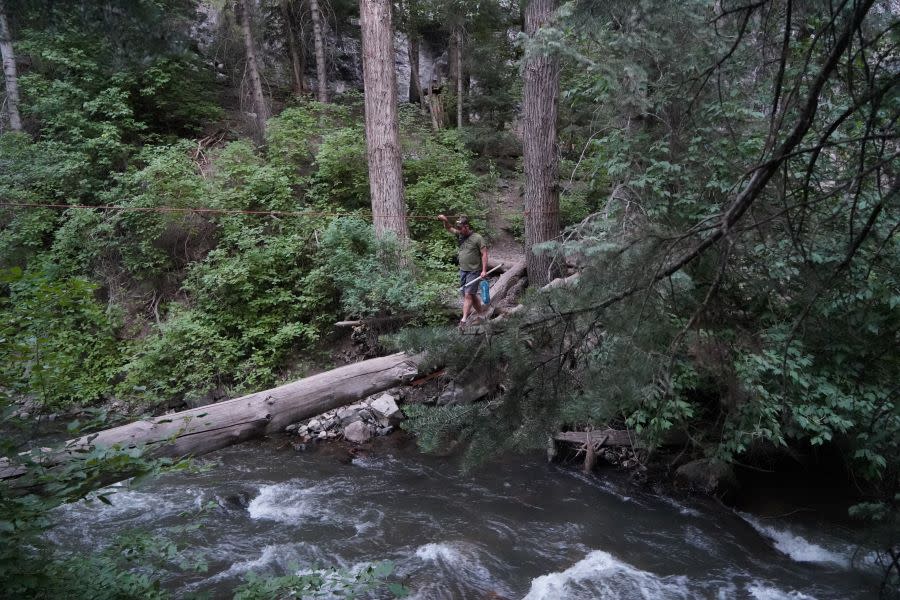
top-left (121, 214), bottom-right (331, 401)
top-left (404, 130), bottom-right (482, 244)
top-left (307, 126), bottom-right (370, 208)
top-left (0, 402), bottom-right (200, 599)
top-left (401, 1), bottom-right (900, 525)
top-left (266, 102), bottom-right (352, 179)
top-left (315, 217), bottom-right (451, 321)
top-left (0, 266), bottom-right (123, 409)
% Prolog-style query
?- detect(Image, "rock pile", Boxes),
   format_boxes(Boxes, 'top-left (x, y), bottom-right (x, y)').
top-left (285, 392), bottom-right (404, 444)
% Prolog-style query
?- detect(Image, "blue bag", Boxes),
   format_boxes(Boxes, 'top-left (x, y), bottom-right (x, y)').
top-left (480, 279), bottom-right (490, 305)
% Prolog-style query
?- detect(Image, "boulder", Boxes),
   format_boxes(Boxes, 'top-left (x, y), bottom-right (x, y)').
top-left (370, 394), bottom-right (402, 421)
top-left (344, 421), bottom-right (373, 444)
top-left (674, 458), bottom-right (738, 497)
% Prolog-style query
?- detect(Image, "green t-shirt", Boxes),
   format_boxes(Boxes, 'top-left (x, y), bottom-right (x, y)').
top-left (457, 232), bottom-right (486, 272)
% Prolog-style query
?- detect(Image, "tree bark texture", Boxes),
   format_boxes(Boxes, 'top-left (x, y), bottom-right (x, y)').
top-left (522, 0), bottom-right (561, 287)
top-left (237, 0), bottom-right (268, 139)
top-left (309, 0), bottom-right (329, 102)
top-left (360, 0), bottom-right (410, 244)
top-left (0, 0), bottom-right (22, 132)
top-left (489, 260), bottom-right (526, 301)
top-left (428, 80), bottom-right (445, 130)
top-left (1, 353), bottom-right (425, 481)
top-left (281, 0), bottom-right (307, 95)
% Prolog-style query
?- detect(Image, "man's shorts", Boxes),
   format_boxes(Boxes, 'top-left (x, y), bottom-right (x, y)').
top-left (460, 270), bottom-right (480, 296)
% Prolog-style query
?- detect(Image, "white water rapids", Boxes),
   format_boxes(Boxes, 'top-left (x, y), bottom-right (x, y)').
top-left (44, 438), bottom-right (881, 598)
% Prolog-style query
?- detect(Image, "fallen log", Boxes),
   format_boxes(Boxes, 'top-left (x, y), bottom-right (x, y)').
top-left (2, 352), bottom-right (425, 481)
top-left (553, 429), bottom-right (643, 473)
top-left (553, 429), bottom-right (640, 448)
top-left (489, 260), bottom-right (526, 301)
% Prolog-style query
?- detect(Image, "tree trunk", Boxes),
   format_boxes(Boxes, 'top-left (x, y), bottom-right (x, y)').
top-left (408, 34), bottom-right (422, 105)
top-left (0, 0), bottom-right (22, 132)
top-left (281, 0), bottom-right (307, 95)
top-left (360, 0), bottom-right (410, 245)
top-left (522, 0), bottom-right (561, 287)
top-left (448, 28), bottom-right (458, 106)
top-left (427, 78), bottom-right (445, 130)
top-left (236, 0), bottom-right (268, 140)
top-left (1, 353), bottom-right (425, 482)
top-left (309, 0), bottom-right (329, 102)
top-left (455, 26), bottom-right (464, 128)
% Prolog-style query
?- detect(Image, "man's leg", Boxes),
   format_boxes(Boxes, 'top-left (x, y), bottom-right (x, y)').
top-left (471, 292), bottom-right (484, 315)
top-left (462, 293), bottom-right (474, 322)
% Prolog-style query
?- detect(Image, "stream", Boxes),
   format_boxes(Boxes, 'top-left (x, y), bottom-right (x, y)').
top-left (46, 436), bottom-right (882, 599)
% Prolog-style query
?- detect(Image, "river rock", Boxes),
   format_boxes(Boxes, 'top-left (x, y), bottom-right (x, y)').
top-left (215, 491), bottom-right (252, 511)
top-left (370, 394), bottom-right (402, 422)
top-left (344, 421), bottom-right (373, 444)
top-left (337, 406), bottom-right (363, 426)
top-left (675, 458), bottom-right (738, 497)
top-left (308, 419), bottom-right (322, 431)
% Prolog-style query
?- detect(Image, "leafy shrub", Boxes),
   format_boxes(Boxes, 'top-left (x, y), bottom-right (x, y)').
top-left (314, 217), bottom-right (449, 321)
top-left (266, 102), bottom-right (351, 177)
top-left (307, 126), bottom-right (370, 208)
top-left (0, 267), bottom-right (123, 409)
top-left (403, 130), bottom-right (482, 251)
top-left (120, 217), bottom-right (332, 402)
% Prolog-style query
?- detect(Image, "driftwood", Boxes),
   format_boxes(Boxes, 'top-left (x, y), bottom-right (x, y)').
top-left (553, 429), bottom-right (639, 448)
top-left (554, 429), bottom-right (641, 473)
top-left (2, 352), bottom-right (426, 481)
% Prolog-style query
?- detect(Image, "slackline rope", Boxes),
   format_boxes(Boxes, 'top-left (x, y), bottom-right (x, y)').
top-left (0, 202), bottom-right (558, 219)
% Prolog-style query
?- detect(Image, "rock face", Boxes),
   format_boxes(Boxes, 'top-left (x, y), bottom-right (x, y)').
top-left (286, 392), bottom-right (405, 445)
top-left (675, 458), bottom-right (738, 497)
top-left (192, 1), bottom-right (446, 101)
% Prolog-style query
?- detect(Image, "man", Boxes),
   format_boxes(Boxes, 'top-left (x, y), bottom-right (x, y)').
top-left (437, 214), bottom-right (488, 325)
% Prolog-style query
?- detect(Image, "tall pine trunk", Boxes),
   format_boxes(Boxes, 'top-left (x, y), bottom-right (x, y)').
top-left (360, 0), bottom-right (409, 246)
top-left (237, 0), bottom-right (268, 140)
top-left (0, 0), bottom-right (22, 132)
top-left (522, 0), bottom-right (560, 287)
top-left (281, 0), bottom-right (306, 95)
top-left (309, 0), bottom-right (329, 102)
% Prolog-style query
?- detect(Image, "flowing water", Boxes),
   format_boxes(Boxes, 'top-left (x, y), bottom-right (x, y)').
top-left (46, 436), bottom-right (882, 599)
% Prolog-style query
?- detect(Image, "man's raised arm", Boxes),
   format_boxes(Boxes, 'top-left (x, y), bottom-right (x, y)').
top-left (437, 214), bottom-right (459, 234)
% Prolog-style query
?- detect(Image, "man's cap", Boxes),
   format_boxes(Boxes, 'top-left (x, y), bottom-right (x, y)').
top-left (455, 215), bottom-right (470, 226)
